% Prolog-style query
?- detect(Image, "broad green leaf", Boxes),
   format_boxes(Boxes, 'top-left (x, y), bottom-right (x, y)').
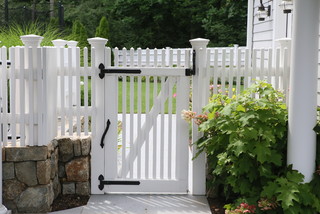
top-left (253, 143), bottom-right (271, 163)
top-left (236, 104), bottom-right (246, 112)
top-left (276, 185), bottom-right (300, 209)
top-left (286, 171), bottom-right (304, 183)
top-left (261, 182), bottom-right (278, 198)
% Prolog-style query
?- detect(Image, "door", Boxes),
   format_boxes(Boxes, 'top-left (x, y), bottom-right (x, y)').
top-left (98, 67), bottom-right (190, 193)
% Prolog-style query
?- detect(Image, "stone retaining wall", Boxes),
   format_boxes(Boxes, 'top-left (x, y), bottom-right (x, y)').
top-left (2, 137), bottom-right (91, 214)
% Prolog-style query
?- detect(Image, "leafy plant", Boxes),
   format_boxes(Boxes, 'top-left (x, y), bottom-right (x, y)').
top-left (261, 168), bottom-right (320, 213)
top-left (195, 81), bottom-right (288, 199)
top-left (192, 81), bottom-right (320, 213)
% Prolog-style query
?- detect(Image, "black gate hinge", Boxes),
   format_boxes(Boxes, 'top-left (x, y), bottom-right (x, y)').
top-left (185, 50), bottom-right (196, 76)
top-left (98, 175), bottom-right (140, 190)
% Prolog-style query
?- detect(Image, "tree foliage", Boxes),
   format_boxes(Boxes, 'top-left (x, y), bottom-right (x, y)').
top-left (3, 0), bottom-right (248, 48)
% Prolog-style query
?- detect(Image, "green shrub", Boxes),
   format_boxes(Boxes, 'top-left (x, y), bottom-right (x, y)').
top-left (192, 81), bottom-right (320, 213)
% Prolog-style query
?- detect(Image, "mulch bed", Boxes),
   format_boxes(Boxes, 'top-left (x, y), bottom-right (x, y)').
top-left (207, 197), bottom-right (225, 214)
top-left (51, 195), bottom-right (90, 212)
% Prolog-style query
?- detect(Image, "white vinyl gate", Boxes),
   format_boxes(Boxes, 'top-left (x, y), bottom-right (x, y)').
top-left (91, 39), bottom-right (192, 194)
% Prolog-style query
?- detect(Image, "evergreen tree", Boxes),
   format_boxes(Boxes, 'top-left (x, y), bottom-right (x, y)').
top-left (95, 16), bottom-right (109, 39)
top-left (71, 20), bottom-right (88, 48)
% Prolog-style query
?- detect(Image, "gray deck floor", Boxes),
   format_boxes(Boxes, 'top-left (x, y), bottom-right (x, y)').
top-left (50, 195), bottom-right (211, 214)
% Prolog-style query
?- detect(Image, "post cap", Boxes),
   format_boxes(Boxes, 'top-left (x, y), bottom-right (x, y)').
top-left (67, 40), bottom-right (78, 47)
top-left (20, 34), bottom-right (44, 47)
top-left (52, 39), bottom-right (67, 47)
top-left (87, 37), bottom-right (108, 47)
top-left (189, 38), bottom-right (210, 49)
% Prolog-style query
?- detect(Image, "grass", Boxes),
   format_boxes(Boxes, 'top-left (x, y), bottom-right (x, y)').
top-left (0, 22), bottom-right (62, 47)
top-left (81, 78), bottom-right (177, 114)
top-left (118, 79), bottom-right (177, 114)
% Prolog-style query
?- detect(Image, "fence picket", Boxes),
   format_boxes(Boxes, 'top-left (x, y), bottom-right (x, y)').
top-left (244, 49), bottom-right (250, 89)
top-left (121, 76), bottom-right (127, 178)
top-left (130, 48), bottom-right (134, 67)
top-left (59, 47), bottom-right (65, 136)
top-left (145, 76), bottom-right (150, 179)
top-left (83, 48), bottom-right (89, 135)
top-left (76, 47), bottom-right (81, 136)
top-left (138, 48), bottom-right (142, 67)
top-left (236, 48), bottom-right (241, 95)
top-left (154, 48), bottom-right (158, 67)
top-left (36, 48), bottom-right (43, 145)
top-left (1, 47), bottom-right (8, 145)
top-left (161, 49), bottom-right (165, 67)
top-left (275, 48), bottom-right (280, 90)
top-left (228, 50), bottom-right (234, 97)
top-left (19, 47), bottom-right (26, 146)
top-left (152, 76), bottom-right (158, 179)
top-left (129, 76), bottom-right (134, 179)
top-left (160, 76), bottom-right (165, 179)
top-left (146, 48), bottom-right (150, 67)
top-left (137, 76), bottom-right (142, 179)
top-left (123, 48), bottom-right (127, 67)
top-left (114, 47), bottom-right (119, 67)
top-left (9, 47), bottom-right (17, 146)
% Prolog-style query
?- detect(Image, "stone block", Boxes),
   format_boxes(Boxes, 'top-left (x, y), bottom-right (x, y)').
top-left (3, 179), bottom-right (26, 200)
top-left (62, 183), bottom-right (75, 195)
top-left (76, 182), bottom-right (90, 196)
top-left (53, 176), bottom-right (61, 199)
top-left (58, 138), bottom-right (74, 162)
top-left (50, 152), bottom-right (58, 179)
top-left (51, 139), bottom-right (59, 148)
top-left (58, 164), bottom-right (66, 178)
top-left (81, 137), bottom-right (91, 156)
top-left (3, 162), bottom-right (15, 180)
top-left (73, 139), bottom-right (82, 157)
top-left (6, 146), bottom-right (47, 162)
top-left (37, 160), bottom-right (51, 185)
top-left (65, 157), bottom-right (89, 182)
top-left (15, 161), bottom-right (37, 186)
top-left (47, 142), bottom-right (54, 158)
top-left (16, 184), bottom-right (54, 213)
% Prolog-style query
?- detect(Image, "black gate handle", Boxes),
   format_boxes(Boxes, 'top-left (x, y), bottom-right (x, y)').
top-left (100, 119), bottom-right (111, 148)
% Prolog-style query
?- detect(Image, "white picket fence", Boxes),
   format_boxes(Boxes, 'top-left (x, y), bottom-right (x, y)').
top-left (0, 35), bottom-right (291, 147)
top-left (116, 45), bottom-right (246, 68)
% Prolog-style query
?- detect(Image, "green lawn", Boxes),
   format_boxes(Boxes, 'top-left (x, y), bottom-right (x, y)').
top-left (81, 78), bottom-right (177, 114)
top-left (117, 79), bottom-right (177, 114)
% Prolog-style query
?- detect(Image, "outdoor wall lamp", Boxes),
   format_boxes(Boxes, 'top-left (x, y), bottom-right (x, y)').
top-left (257, 0), bottom-right (271, 21)
top-left (280, 0), bottom-right (293, 14)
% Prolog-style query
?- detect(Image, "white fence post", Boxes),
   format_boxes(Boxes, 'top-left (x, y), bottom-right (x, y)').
top-left (67, 41), bottom-right (78, 106)
top-left (87, 37), bottom-right (108, 194)
top-left (20, 35), bottom-right (43, 146)
top-left (52, 39), bottom-right (67, 111)
top-left (287, 0), bottom-right (319, 183)
top-left (189, 38), bottom-right (209, 195)
top-left (43, 45), bottom-right (58, 144)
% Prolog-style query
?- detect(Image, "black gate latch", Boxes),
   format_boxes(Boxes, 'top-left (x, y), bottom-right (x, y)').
top-left (98, 175), bottom-right (140, 190)
top-left (98, 63), bottom-right (142, 79)
top-left (185, 50), bottom-right (196, 76)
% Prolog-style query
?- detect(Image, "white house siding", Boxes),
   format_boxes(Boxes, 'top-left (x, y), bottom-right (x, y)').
top-left (251, 0), bottom-right (274, 49)
top-left (247, 0), bottom-right (320, 105)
